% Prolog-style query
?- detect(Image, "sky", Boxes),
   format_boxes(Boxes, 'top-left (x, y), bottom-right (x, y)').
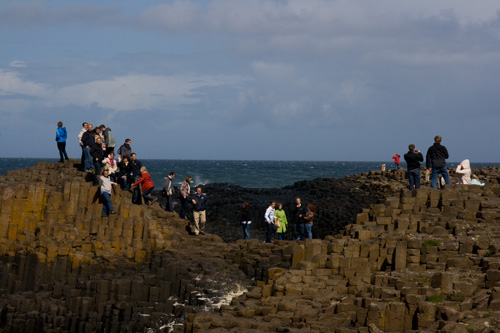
top-left (1, 0), bottom-right (500, 162)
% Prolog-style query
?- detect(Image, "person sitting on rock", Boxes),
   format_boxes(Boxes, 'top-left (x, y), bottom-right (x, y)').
top-left (117, 156), bottom-right (131, 190)
top-left (455, 159), bottom-right (472, 184)
top-left (102, 152), bottom-right (118, 182)
top-left (132, 166), bottom-right (156, 206)
top-left (99, 169), bottom-right (117, 218)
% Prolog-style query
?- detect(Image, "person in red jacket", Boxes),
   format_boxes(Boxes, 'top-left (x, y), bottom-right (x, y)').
top-left (392, 154), bottom-right (400, 169)
top-left (132, 166), bottom-right (156, 206)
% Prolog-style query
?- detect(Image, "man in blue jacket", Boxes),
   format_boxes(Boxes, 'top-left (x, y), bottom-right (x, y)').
top-left (426, 135), bottom-right (451, 189)
top-left (191, 186), bottom-right (208, 235)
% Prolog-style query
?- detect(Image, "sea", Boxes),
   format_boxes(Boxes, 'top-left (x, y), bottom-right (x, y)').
top-left (0, 158), bottom-right (497, 189)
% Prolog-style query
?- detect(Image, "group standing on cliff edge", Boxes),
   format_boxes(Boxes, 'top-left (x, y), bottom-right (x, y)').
top-left (61, 121), bottom-right (212, 236)
top-left (395, 135), bottom-right (485, 191)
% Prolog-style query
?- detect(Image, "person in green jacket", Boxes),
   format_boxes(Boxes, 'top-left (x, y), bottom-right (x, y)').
top-left (275, 203), bottom-right (288, 240)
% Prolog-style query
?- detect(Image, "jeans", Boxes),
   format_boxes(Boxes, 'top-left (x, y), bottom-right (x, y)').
top-left (266, 222), bottom-right (274, 243)
top-left (305, 223), bottom-right (313, 239)
top-left (93, 162), bottom-right (102, 185)
top-left (83, 147), bottom-right (93, 171)
top-left (291, 223), bottom-right (304, 240)
top-left (120, 176), bottom-right (130, 190)
top-left (408, 168), bottom-right (421, 190)
top-left (101, 192), bottom-right (114, 217)
top-left (242, 223), bottom-right (250, 239)
top-left (430, 166), bottom-right (451, 189)
top-left (165, 194), bottom-right (173, 211)
top-left (193, 210), bottom-right (206, 235)
top-left (57, 142), bottom-right (68, 162)
top-left (142, 187), bottom-right (154, 205)
top-left (277, 232), bottom-right (284, 240)
top-left (180, 196), bottom-right (188, 218)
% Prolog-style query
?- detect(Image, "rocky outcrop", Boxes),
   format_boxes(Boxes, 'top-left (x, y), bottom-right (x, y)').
top-left (1, 161), bottom-right (500, 332)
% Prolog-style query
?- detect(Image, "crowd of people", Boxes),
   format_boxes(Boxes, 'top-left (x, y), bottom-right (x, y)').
top-left (58, 125), bottom-right (485, 243)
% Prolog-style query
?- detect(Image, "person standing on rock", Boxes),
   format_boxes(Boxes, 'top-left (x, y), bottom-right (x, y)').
top-left (392, 154), bottom-right (400, 169)
top-left (81, 124), bottom-right (95, 171)
top-left (240, 202), bottom-right (251, 240)
top-left (179, 176), bottom-right (192, 219)
top-left (190, 186), bottom-right (208, 235)
top-left (265, 201), bottom-right (276, 243)
top-left (78, 122), bottom-right (88, 170)
top-left (117, 139), bottom-right (132, 160)
top-left (304, 204), bottom-right (316, 239)
top-left (55, 121), bottom-right (69, 163)
top-left (100, 124), bottom-right (116, 157)
top-left (163, 172), bottom-right (176, 212)
top-left (292, 197), bottom-right (307, 241)
top-left (130, 153), bottom-right (142, 182)
top-left (404, 144), bottom-right (423, 190)
top-left (99, 169), bottom-right (117, 217)
top-left (132, 166), bottom-right (156, 206)
top-left (90, 137), bottom-right (105, 185)
top-left (426, 135), bottom-right (451, 189)
top-left (274, 203), bottom-right (288, 240)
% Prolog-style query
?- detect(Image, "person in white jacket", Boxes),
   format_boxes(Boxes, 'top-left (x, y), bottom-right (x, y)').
top-left (265, 201), bottom-right (276, 243)
top-left (455, 159), bottom-right (472, 184)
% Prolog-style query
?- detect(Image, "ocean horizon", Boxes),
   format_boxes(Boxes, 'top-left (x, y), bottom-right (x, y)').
top-left (0, 158), bottom-right (497, 189)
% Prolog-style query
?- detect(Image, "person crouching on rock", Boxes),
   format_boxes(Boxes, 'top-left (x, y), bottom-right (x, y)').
top-left (100, 169), bottom-right (117, 217)
top-left (190, 186), bottom-right (208, 235)
top-left (132, 166), bottom-right (156, 206)
top-left (304, 204), bottom-right (316, 239)
top-left (265, 201), bottom-right (276, 243)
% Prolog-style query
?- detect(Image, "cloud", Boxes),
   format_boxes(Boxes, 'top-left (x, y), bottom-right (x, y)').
top-left (0, 2), bottom-right (121, 27)
top-left (9, 60), bottom-right (27, 68)
top-left (0, 68), bottom-right (248, 114)
top-left (0, 70), bottom-right (51, 97)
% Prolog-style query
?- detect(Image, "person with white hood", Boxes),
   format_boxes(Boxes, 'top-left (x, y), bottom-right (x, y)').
top-left (455, 159), bottom-right (472, 184)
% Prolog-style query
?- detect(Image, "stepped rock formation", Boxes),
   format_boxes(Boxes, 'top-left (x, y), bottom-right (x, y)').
top-left (1, 161), bottom-right (500, 332)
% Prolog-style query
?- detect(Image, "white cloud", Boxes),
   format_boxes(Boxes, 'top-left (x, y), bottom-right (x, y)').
top-left (0, 70), bottom-right (51, 97)
top-left (0, 69), bottom-right (248, 112)
top-left (9, 60), bottom-right (27, 68)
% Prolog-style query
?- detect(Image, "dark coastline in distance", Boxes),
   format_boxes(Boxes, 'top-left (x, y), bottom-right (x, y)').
top-left (0, 157), bottom-right (498, 189)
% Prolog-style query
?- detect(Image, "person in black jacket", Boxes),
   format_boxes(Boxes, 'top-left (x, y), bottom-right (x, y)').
top-left (117, 156), bottom-right (132, 190)
top-left (190, 186), bottom-right (208, 235)
top-left (81, 124), bottom-right (95, 171)
top-left (240, 202), bottom-right (251, 240)
top-left (130, 153), bottom-right (142, 182)
top-left (404, 144), bottom-right (424, 190)
top-left (90, 137), bottom-right (105, 185)
top-left (426, 135), bottom-right (451, 189)
top-left (292, 197), bottom-right (307, 240)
